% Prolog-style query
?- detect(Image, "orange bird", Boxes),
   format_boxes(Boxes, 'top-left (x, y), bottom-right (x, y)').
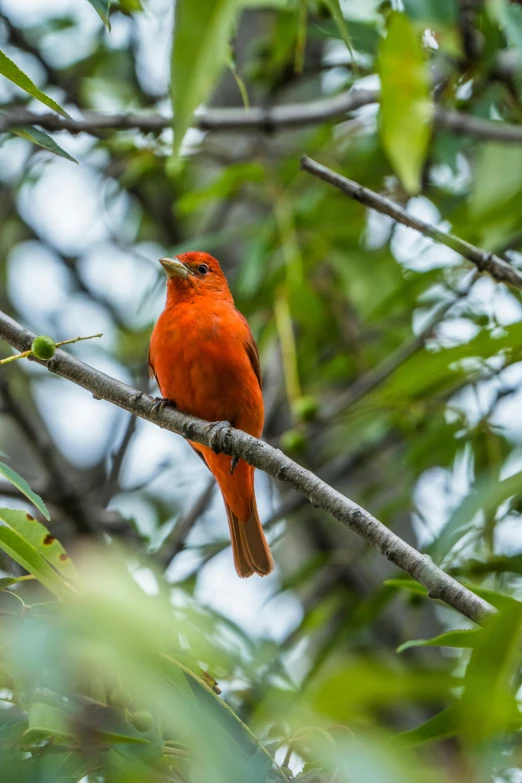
top-left (148, 251), bottom-right (274, 578)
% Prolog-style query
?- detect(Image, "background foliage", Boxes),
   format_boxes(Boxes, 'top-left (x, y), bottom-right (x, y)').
top-left (1, 0), bottom-right (522, 780)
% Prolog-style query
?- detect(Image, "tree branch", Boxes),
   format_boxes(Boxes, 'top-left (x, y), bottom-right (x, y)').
top-left (0, 90), bottom-right (378, 135)
top-left (0, 310), bottom-right (493, 624)
top-left (300, 156), bottom-right (522, 291)
top-left (2, 92), bottom-right (522, 144)
top-left (434, 107), bottom-right (522, 143)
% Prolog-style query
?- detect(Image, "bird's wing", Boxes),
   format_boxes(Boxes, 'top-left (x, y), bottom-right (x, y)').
top-left (236, 311), bottom-right (262, 391)
top-left (147, 347), bottom-right (158, 383)
top-left (244, 336), bottom-right (262, 390)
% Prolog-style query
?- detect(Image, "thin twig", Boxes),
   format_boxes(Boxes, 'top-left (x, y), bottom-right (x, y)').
top-left (300, 156), bottom-right (522, 291)
top-left (0, 333), bottom-right (102, 365)
top-left (0, 309), bottom-right (494, 624)
top-left (159, 478), bottom-right (215, 568)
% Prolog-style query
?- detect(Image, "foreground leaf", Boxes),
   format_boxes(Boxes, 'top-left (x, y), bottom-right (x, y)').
top-left (0, 509), bottom-right (73, 597)
top-left (171, 0), bottom-right (239, 161)
top-left (397, 629), bottom-right (481, 653)
top-left (0, 51), bottom-right (70, 118)
top-left (9, 127), bottom-right (78, 163)
top-left (459, 600), bottom-right (522, 743)
top-left (378, 12), bottom-right (432, 193)
top-left (0, 460), bottom-right (50, 520)
top-left (393, 705), bottom-right (459, 747)
top-left (0, 507), bottom-right (75, 581)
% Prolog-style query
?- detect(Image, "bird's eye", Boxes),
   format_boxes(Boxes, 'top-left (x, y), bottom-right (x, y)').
top-left (198, 264), bottom-right (209, 275)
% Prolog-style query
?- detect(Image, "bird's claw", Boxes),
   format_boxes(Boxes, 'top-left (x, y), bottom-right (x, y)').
top-left (230, 455), bottom-right (240, 475)
top-left (151, 396), bottom-right (176, 416)
top-left (205, 420), bottom-right (231, 454)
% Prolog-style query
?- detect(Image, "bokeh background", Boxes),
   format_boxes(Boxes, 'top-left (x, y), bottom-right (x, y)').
top-left (2, 0), bottom-right (522, 780)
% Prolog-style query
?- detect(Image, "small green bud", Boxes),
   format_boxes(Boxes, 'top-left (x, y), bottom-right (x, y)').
top-left (31, 335), bottom-right (56, 360)
top-left (131, 710), bottom-right (154, 732)
top-left (110, 686), bottom-right (132, 709)
top-left (280, 429), bottom-right (307, 454)
top-left (292, 395), bottom-right (320, 422)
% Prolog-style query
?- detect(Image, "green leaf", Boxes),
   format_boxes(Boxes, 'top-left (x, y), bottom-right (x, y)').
top-left (0, 509), bottom-right (71, 597)
top-left (470, 143), bottom-right (522, 219)
top-left (459, 600), bottom-right (522, 743)
top-left (171, 0), bottom-right (239, 162)
top-left (0, 460), bottom-right (50, 520)
top-left (0, 576), bottom-right (32, 590)
top-left (393, 705), bottom-right (459, 747)
top-left (0, 507), bottom-right (76, 582)
top-left (384, 578), bottom-right (428, 596)
top-left (85, 0), bottom-right (111, 30)
top-left (0, 51), bottom-right (70, 119)
top-left (397, 629), bottom-right (481, 653)
top-left (27, 702), bottom-right (72, 741)
top-left (430, 469), bottom-right (522, 563)
top-left (9, 127), bottom-right (78, 163)
top-left (402, 0), bottom-right (457, 26)
top-left (493, 0), bottom-right (522, 64)
top-left (177, 162), bottom-right (265, 214)
top-left (377, 12), bottom-right (433, 194)
top-left (320, 0), bottom-right (354, 58)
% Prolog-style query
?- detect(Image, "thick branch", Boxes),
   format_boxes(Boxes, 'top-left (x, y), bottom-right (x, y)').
top-left (0, 90), bottom-right (377, 135)
top-left (0, 310), bottom-right (493, 624)
top-left (434, 107), bottom-right (522, 143)
top-left (300, 156), bottom-right (522, 291)
top-left (3, 93), bottom-right (522, 144)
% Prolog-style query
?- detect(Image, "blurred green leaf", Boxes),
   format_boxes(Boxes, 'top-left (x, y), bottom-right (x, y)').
top-left (86, 0), bottom-right (111, 30)
top-left (397, 629), bottom-right (480, 653)
top-left (430, 469), bottom-right (522, 563)
top-left (393, 705), bottom-right (459, 747)
top-left (8, 127), bottom-right (78, 163)
top-left (320, 0), bottom-right (353, 57)
top-left (384, 578), bottom-right (428, 596)
top-left (27, 702), bottom-right (72, 742)
top-left (459, 600), bottom-right (522, 743)
top-left (177, 163), bottom-right (265, 215)
top-left (493, 0), bottom-right (522, 63)
top-left (0, 576), bottom-right (32, 590)
top-left (0, 460), bottom-right (50, 520)
top-left (0, 51), bottom-right (70, 118)
top-left (171, 0), bottom-right (239, 161)
top-left (378, 12), bottom-right (433, 193)
top-left (0, 506), bottom-right (75, 581)
top-left (309, 661), bottom-right (454, 720)
top-left (470, 142), bottom-right (522, 218)
top-left (0, 509), bottom-right (69, 598)
top-left (402, 0), bottom-right (457, 26)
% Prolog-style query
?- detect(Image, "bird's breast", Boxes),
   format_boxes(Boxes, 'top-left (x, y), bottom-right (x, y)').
top-left (149, 305), bottom-right (263, 436)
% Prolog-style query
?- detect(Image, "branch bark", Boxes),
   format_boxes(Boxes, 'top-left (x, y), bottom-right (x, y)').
top-left (0, 90), bottom-right (377, 135)
top-left (3, 92), bottom-right (522, 143)
top-left (0, 309), bottom-right (493, 624)
top-left (300, 156), bottom-right (522, 291)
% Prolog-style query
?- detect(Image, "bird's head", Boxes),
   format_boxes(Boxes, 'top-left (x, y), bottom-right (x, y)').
top-left (159, 251), bottom-right (233, 301)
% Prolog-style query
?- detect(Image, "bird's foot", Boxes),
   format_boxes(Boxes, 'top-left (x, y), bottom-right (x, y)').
top-left (229, 455), bottom-right (240, 475)
top-left (151, 396), bottom-right (176, 416)
top-left (204, 420), bottom-right (231, 455)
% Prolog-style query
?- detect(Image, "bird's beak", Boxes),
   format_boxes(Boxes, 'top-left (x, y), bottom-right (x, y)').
top-left (159, 256), bottom-right (189, 280)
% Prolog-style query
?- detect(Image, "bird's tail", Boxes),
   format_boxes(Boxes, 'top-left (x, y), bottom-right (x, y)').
top-left (225, 495), bottom-right (274, 578)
